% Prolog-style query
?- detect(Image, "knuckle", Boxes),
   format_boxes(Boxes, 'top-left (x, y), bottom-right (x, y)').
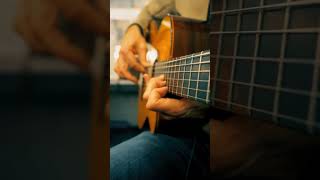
top-left (142, 93), bottom-right (148, 101)
top-left (119, 48), bottom-right (128, 55)
top-left (148, 80), bottom-right (155, 87)
top-left (149, 78), bottom-right (156, 83)
top-left (118, 69), bottom-right (125, 76)
top-left (146, 102), bottom-right (154, 110)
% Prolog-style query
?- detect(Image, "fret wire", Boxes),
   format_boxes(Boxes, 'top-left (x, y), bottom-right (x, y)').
top-left (213, 97), bottom-right (318, 127)
top-left (168, 64), bottom-right (171, 91)
top-left (206, 75), bottom-right (210, 103)
top-left (172, 62), bottom-right (175, 92)
top-left (210, 0), bottom-right (320, 15)
top-left (248, 0), bottom-right (263, 116)
top-left (181, 60), bottom-right (186, 96)
top-left (273, 3), bottom-right (290, 125)
top-left (154, 61), bottom-right (210, 70)
top-left (226, 8), bottom-right (241, 109)
top-left (168, 84), bottom-right (209, 93)
top-left (155, 68), bottom-right (210, 72)
top-left (166, 82), bottom-right (212, 104)
top-left (154, 70), bottom-right (210, 74)
top-left (175, 60), bottom-right (179, 95)
top-left (165, 77), bottom-right (209, 83)
top-left (167, 64), bottom-right (170, 92)
top-left (195, 51), bottom-right (202, 100)
top-left (308, 26), bottom-right (320, 133)
top-left (187, 54), bottom-right (193, 98)
top-left (157, 51), bottom-right (210, 66)
top-left (153, 50), bottom-right (211, 101)
top-left (173, 62), bottom-right (177, 91)
top-left (211, 0), bottom-right (225, 107)
top-left (210, 55), bottom-right (317, 64)
top-left (215, 79), bottom-right (320, 100)
top-left (206, 55), bottom-right (211, 103)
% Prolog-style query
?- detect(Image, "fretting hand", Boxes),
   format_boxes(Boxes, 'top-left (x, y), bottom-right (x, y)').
top-left (143, 74), bottom-right (209, 120)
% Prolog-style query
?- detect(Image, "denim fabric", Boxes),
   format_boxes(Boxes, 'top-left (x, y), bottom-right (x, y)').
top-left (110, 131), bottom-right (209, 180)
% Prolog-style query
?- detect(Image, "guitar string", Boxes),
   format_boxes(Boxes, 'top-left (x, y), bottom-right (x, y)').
top-left (142, 50), bottom-right (211, 102)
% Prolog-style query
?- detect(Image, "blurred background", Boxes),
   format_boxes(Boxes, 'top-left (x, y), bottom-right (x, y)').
top-left (0, 0), bottom-right (100, 179)
top-left (110, 0), bottom-right (148, 147)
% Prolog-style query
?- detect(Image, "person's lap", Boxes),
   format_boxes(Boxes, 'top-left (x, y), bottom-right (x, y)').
top-left (110, 131), bottom-right (209, 180)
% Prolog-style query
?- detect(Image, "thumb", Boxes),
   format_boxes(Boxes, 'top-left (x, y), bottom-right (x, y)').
top-left (136, 39), bottom-right (149, 67)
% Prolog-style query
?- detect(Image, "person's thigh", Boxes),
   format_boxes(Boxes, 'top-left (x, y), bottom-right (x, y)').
top-left (110, 131), bottom-right (209, 180)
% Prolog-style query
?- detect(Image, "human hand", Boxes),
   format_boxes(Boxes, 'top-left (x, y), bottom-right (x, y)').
top-left (113, 25), bottom-right (149, 83)
top-left (143, 74), bottom-right (209, 120)
top-left (14, 0), bottom-right (108, 71)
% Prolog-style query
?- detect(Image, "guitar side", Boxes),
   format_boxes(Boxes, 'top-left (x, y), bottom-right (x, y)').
top-left (137, 15), bottom-right (209, 133)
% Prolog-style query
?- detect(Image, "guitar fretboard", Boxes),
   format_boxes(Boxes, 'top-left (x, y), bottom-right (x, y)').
top-left (209, 0), bottom-right (320, 134)
top-left (153, 50), bottom-right (211, 104)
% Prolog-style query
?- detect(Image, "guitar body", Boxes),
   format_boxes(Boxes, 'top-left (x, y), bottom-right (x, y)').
top-left (137, 15), bottom-right (209, 133)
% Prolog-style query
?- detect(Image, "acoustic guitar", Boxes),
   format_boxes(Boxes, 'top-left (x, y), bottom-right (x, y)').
top-left (137, 15), bottom-right (211, 133)
top-left (137, 13), bottom-right (320, 136)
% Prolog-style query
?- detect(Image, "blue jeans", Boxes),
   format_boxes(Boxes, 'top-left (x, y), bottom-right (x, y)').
top-left (110, 131), bottom-right (210, 180)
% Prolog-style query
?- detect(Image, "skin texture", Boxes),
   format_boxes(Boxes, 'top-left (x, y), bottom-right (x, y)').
top-left (114, 25), bottom-right (150, 83)
top-left (14, 0), bottom-right (108, 71)
top-left (143, 74), bottom-right (208, 120)
top-left (115, 25), bottom-right (209, 118)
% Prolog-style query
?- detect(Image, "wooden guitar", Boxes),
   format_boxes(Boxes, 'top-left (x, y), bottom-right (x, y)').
top-left (134, 2), bottom-right (320, 174)
top-left (137, 15), bottom-right (211, 133)
top-left (137, 14), bottom-right (320, 135)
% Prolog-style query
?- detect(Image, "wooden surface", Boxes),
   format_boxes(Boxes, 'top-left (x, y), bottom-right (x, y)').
top-left (137, 15), bottom-right (210, 133)
top-left (209, 115), bottom-right (320, 177)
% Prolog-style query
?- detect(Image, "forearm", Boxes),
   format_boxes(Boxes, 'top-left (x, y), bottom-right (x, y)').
top-left (134, 0), bottom-right (176, 35)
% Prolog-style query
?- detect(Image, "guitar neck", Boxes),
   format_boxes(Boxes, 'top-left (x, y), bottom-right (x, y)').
top-left (153, 50), bottom-right (211, 104)
top-left (153, 48), bottom-right (319, 130)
